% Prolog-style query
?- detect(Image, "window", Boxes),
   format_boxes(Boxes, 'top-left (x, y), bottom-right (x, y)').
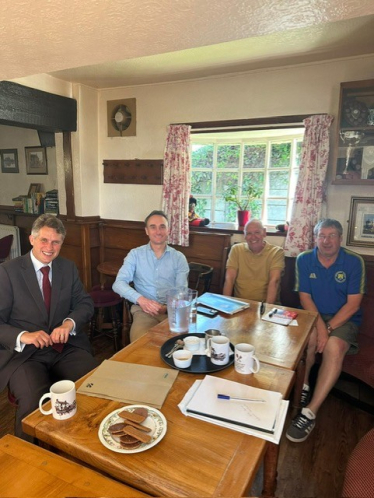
top-left (191, 128), bottom-right (304, 227)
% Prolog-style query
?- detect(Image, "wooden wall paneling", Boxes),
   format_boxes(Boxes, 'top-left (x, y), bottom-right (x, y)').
top-left (99, 222), bottom-right (231, 294)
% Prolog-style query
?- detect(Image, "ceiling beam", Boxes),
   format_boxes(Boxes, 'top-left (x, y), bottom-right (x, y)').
top-left (0, 81), bottom-right (77, 132)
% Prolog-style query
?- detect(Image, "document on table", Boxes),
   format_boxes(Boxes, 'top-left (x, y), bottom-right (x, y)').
top-left (77, 360), bottom-right (178, 408)
top-left (178, 375), bottom-right (289, 444)
top-left (261, 308), bottom-right (298, 326)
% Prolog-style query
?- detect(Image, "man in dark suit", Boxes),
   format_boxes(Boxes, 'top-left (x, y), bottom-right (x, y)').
top-left (0, 214), bottom-right (98, 441)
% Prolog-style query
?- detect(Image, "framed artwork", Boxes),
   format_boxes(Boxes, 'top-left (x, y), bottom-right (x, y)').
top-left (347, 196), bottom-right (374, 247)
top-left (25, 146), bottom-right (48, 175)
top-left (0, 149), bottom-right (19, 173)
top-left (27, 183), bottom-right (42, 196)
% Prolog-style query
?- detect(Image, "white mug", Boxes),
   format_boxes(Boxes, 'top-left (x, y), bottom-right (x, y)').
top-left (207, 336), bottom-right (229, 365)
top-left (235, 343), bottom-right (260, 374)
top-left (39, 380), bottom-right (77, 420)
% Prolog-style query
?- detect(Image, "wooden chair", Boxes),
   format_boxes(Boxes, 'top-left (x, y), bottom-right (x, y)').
top-left (89, 284), bottom-right (122, 352)
top-left (188, 262), bottom-right (214, 295)
top-left (0, 234), bottom-right (13, 263)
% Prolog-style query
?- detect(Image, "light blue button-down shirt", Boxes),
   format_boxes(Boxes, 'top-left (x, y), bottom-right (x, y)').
top-left (112, 243), bottom-right (189, 304)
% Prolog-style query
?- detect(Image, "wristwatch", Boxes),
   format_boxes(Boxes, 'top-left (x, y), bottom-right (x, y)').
top-left (326, 322), bottom-right (333, 334)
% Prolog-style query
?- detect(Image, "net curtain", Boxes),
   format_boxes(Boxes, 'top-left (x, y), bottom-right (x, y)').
top-left (162, 124), bottom-right (191, 246)
top-left (284, 114), bottom-right (334, 257)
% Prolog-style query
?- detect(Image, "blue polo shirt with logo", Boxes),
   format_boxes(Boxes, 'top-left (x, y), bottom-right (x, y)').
top-left (294, 247), bottom-right (366, 325)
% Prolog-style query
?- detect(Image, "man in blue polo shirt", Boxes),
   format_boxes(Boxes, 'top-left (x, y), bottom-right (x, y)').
top-left (286, 218), bottom-right (365, 443)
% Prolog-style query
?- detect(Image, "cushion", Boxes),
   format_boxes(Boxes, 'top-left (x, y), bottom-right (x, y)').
top-left (342, 428), bottom-right (374, 497)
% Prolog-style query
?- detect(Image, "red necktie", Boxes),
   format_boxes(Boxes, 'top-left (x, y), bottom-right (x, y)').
top-left (40, 266), bottom-right (51, 313)
top-left (41, 266), bottom-right (63, 353)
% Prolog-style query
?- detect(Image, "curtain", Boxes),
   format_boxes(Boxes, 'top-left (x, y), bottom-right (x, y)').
top-left (284, 114), bottom-right (334, 257)
top-left (162, 124), bottom-right (191, 246)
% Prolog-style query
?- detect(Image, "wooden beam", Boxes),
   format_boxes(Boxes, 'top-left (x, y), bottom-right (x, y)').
top-left (0, 81), bottom-right (77, 132)
top-left (63, 132), bottom-right (75, 221)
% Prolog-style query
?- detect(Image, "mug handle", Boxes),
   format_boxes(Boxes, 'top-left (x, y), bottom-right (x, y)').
top-left (251, 355), bottom-right (260, 373)
top-left (39, 393), bottom-right (53, 415)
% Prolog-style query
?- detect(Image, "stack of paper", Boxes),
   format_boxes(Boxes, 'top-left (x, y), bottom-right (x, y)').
top-left (178, 375), bottom-right (288, 444)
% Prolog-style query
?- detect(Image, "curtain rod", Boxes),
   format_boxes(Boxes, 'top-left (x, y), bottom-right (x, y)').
top-left (191, 123), bottom-right (305, 133)
top-left (172, 114), bottom-right (326, 130)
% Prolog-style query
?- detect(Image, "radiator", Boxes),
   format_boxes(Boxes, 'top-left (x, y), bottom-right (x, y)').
top-left (0, 224), bottom-right (21, 259)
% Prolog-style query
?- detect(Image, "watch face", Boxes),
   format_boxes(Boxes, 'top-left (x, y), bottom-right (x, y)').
top-left (343, 99), bottom-right (369, 127)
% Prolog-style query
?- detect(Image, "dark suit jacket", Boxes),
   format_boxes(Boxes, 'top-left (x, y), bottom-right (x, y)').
top-left (0, 252), bottom-right (94, 391)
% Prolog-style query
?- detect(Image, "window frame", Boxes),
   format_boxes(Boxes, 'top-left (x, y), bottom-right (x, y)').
top-left (191, 128), bottom-right (304, 227)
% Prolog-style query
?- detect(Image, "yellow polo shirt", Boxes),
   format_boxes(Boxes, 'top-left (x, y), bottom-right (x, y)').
top-left (226, 241), bottom-right (285, 301)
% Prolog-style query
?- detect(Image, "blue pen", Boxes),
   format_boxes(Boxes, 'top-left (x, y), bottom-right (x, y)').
top-left (260, 301), bottom-right (265, 315)
top-left (217, 394), bottom-right (266, 403)
top-left (268, 308), bottom-right (278, 318)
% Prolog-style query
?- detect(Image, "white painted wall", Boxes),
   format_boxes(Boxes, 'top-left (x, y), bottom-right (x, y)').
top-left (97, 55), bottom-right (374, 255)
top-left (6, 56), bottom-right (374, 256)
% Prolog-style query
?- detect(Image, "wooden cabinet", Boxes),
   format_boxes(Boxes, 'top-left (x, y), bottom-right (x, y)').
top-left (332, 79), bottom-right (374, 185)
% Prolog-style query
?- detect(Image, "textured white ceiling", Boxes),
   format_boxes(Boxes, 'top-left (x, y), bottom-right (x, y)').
top-left (3, 0), bottom-right (374, 87)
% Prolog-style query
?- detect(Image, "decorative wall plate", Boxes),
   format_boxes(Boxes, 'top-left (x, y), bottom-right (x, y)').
top-left (343, 99), bottom-right (369, 127)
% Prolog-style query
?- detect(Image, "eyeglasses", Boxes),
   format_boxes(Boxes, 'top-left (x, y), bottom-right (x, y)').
top-left (317, 233), bottom-right (340, 241)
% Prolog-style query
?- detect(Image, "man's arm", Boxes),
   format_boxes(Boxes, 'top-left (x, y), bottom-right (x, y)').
top-left (265, 268), bottom-right (282, 304)
top-left (223, 267), bottom-right (237, 297)
top-left (174, 253), bottom-right (189, 289)
top-left (112, 252), bottom-right (141, 304)
top-left (299, 291), bottom-right (363, 353)
top-left (327, 294), bottom-right (363, 331)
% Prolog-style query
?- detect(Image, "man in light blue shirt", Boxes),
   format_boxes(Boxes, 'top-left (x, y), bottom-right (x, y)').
top-left (113, 210), bottom-right (189, 342)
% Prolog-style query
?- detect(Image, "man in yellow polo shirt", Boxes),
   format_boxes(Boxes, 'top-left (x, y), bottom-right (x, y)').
top-left (223, 219), bottom-right (284, 304)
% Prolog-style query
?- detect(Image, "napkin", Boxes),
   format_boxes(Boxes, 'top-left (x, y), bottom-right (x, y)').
top-left (77, 360), bottom-right (178, 408)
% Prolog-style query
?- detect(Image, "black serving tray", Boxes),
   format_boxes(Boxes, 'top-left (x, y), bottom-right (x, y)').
top-left (160, 333), bottom-right (234, 374)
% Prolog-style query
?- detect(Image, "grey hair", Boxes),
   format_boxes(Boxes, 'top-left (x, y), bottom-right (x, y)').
top-left (244, 219), bottom-right (264, 234)
top-left (314, 218), bottom-right (343, 237)
top-left (31, 214), bottom-right (66, 240)
top-left (144, 210), bottom-right (168, 226)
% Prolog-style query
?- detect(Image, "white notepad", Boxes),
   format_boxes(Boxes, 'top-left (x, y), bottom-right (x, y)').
top-left (184, 375), bottom-right (282, 433)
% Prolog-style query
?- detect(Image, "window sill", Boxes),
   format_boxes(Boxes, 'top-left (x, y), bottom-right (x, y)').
top-left (189, 223), bottom-right (287, 237)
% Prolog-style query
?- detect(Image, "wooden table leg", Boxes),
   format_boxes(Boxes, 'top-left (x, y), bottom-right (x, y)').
top-left (292, 347), bottom-right (307, 409)
top-left (262, 442), bottom-right (279, 497)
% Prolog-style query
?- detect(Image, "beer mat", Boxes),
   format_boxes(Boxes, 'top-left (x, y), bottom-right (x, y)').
top-left (77, 360), bottom-right (178, 408)
top-left (160, 333), bottom-right (234, 374)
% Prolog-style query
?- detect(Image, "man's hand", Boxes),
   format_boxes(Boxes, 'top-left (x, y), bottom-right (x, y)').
top-left (137, 296), bottom-right (165, 316)
top-left (316, 324), bottom-right (329, 353)
top-left (20, 330), bottom-right (53, 349)
top-left (50, 321), bottom-right (73, 344)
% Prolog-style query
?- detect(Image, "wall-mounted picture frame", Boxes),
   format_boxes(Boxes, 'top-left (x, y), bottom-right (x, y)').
top-left (347, 196), bottom-right (374, 247)
top-left (27, 183), bottom-right (42, 196)
top-left (25, 146), bottom-right (48, 175)
top-left (0, 149), bottom-right (19, 173)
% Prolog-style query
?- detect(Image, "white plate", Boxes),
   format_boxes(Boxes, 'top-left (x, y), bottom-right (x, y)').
top-left (98, 404), bottom-right (167, 453)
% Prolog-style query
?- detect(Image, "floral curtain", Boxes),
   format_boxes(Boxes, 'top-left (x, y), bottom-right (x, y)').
top-left (162, 124), bottom-right (191, 246)
top-left (284, 114), bottom-right (334, 257)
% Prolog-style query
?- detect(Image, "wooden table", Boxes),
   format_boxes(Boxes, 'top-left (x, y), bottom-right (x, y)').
top-left (23, 327), bottom-right (295, 497)
top-left (0, 434), bottom-right (148, 497)
top-left (152, 299), bottom-right (318, 408)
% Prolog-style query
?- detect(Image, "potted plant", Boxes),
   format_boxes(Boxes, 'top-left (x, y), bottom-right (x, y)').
top-left (223, 183), bottom-right (263, 227)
